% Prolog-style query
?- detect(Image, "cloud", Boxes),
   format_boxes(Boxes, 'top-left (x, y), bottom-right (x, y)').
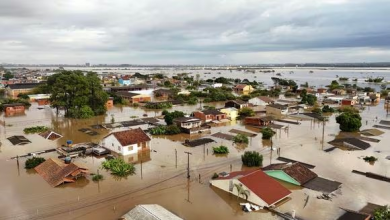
top-left (0, 0), bottom-right (389, 64)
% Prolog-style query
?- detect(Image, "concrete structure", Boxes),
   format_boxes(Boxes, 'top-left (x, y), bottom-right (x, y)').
top-left (116, 91), bottom-right (151, 103)
top-left (244, 116), bottom-right (274, 127)
top-left (249, 96), bottom-right (275, 106)
top-left (210, 170), bottom-right (291, 207)
top-left (6, 83), bottom-right (44, 98)
top-left (3, 103), bottom-right (25, 115)
top-left (233, 84), bottom-right (254, 94)
top-left (193, 109), bottom-right (227, 122)
top-left (266, 104), bottom-right (289, 116)
top-left (173, 117), bottom-right (210, 134)
top-left (101, 128), bottom-right (151, 156)
top-left (224, 100), bottom-right (248, 109)
top-left (220, 107), bottom-right (238, 120)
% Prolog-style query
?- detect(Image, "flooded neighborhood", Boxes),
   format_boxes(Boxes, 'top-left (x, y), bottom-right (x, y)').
top-left (0, 66), bottom-right (389, 220)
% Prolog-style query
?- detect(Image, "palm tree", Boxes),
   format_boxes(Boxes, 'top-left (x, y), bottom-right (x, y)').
top-left (234, 183), bottom-right (250, 201)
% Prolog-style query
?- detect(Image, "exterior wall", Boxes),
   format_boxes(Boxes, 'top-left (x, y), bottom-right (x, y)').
top-left (244, 118), bottom-right (270, 126)
top-left (106, 99), bottom-right (114, 108)
top-left (8, 88), bottom-right (34, 98)
top-left (37, 99), bottom-right (50, 106)
top-left (264, 170), bottom-right (301, 186)
top-left (341, 100), bottom-right (356, 106)
top-left (220, 108), bottom-right (238, 120)
top-left (101, 135), bottom-right (150, 156)
top-left (119, 79), bottom-right (131, 85)
top-left (5, 106), bottom-right (25, 114)
top-left (193, 112), bottom-right (206, 121)
top-left (131, 95), bottom-right (151, 103)
top-left (177, 121), bottom-right (201, 129)
top-left (266, 106), bottom-right (288, 116)
top-left (210, 179), bottom-right (268, 207)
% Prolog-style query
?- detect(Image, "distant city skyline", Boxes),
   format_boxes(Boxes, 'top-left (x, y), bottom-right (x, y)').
top-left (1, 0), bottom-right (390, 64)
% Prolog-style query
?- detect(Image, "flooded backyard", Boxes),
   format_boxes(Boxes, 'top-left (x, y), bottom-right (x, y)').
top-left (1, 69), bottom-right (390, 220)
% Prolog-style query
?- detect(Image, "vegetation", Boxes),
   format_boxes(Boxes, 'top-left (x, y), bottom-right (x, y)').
top-left (0, 98), bottom-right (31, 111)
top-left (144, 102), bottom-right (173, 109)
top-left (339, 106), bottom-right (359, 113)
top-left (366, 77), bottom-right (384, 83)
top-left (17, 93), bottom-right (31, 99)
top-left (46, 70), bottom-right (108, 118)
top-left (373, 205), bottom-right (390, 220)
top-left (238, 107), bottom-right (255, 118)
top-left (23, 126), bottom-right (49, 134)
top-left (322, 105), bottom-right (335, 113)
top-left (149, 125), bottom-right (181, 135)
top-left (363, 156), bottom-right (378, 163)
top-left (25, 157), bottom-right (46, 169)
top-left (300, 89), bottom-right (317, 105)
top-left (212, 146), bottom-right (229, 154)
top-left (101, 158), bottom-right (136, 177)
top-left (336, 112), bottom-right (362, 132)
top-left (261, 127), bottom-right (275, 140)
top-left (212, 173), bottom-right (219, 179)
top-left (328, 80), bottom-right (342, 90)
top-left (241, 151), bottom-right (263, 167)
top-left (194, 87), bottom-right (235, 103)
top-left (339, 77), bottom-right (349, 81)
top-left (162, 110), bottom-right (185, 125)
top-left (106, 92), bottom-right (128, 105)
top-left (92, 174), bottom-right (104, 181)
top-left (233, 134), bottom-right (249, 144)
top-left (234, 183), bottom-right (250, 200)
top-left (311, 107), bottom-right (322, 115)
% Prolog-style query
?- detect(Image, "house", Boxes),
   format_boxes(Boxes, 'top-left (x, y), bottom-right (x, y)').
top-left (110, 84), bottom-right (150, 93)
top-left (317, 88), bottom-right (328, 94)
top-left (101, 128), bottom-right (151, 156)
top-left (116, 91), bottom-right (151, 103)
top-left (337, 208), bottom-right (371, 220)
top-left (328, 138), bottom-right (371, 150)
top-left (210, 169), bottom-right (291, 207)
top-left (5, 82), bottom-right (44, 98)
top-left (262, 162), bottom-right (318, 186)
top-left (369, 93), bottom-right (381, 103)
top-left (28, 94), bottom-right (50, 102)
top-left (341, 99), bottom-right (356, 107)
top-left (224, 100), bottom-right (249, 109)
top-left (118, 75), bottom-right (132, 86)
top-left (2, 103), bottom-right (25, 115)
top-left (193, 109), bottom-right (227, 122)
top-left (332, 89), bottom-right (346, 96)
top-left (212, 83), bottom-right (223, 88)
top-left (35, 158), bottom-right (88, 187)
top-left (266, 104), bottom-right (289, 116)
top-left (106, 97), bottom-right (114, 108)
top-left (249, 96), bottom-right (275, 106)
top-left (7, 135), bottom-right (31, 145)
top-left (233, 84), bottom-right (254, 94)
top-left (220, 107), bottom-right (238, 120)
top-left (36, 99), bottom-right (50, 106)
top-left (153, 88), bottom-right (174, 100)
top-left (244, 116), bottom-right (274, 127)
top-left (39, 130), bottom-right (63, 141)
top-left (120, 204), bottom-right (183, 220)
top-left (173, 117), bottom-right (210, 134)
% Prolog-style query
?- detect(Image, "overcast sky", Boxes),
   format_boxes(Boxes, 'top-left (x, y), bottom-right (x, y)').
top-left (1, 0), bottom-right (389, 64)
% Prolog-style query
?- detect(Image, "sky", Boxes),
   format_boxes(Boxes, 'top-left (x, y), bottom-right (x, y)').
top-left (0, 0), bottom-right (390, 65)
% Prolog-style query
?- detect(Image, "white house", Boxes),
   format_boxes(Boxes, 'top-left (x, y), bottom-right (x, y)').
top-left (101, 128), bottom-right (151, 156)
top-left (249, 96), bottom-right (275, 106)
top-left (210, 170), bottom-right (291, 207)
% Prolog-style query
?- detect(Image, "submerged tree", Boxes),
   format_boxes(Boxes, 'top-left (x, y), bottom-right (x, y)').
top-left (234, 183), bottom-right (250, 200)
top-left (336, 112), bottom-right (362, 132)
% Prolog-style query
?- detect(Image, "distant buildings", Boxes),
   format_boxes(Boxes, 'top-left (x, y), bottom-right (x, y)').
top-left (5, 83), bottom-right (44, 98)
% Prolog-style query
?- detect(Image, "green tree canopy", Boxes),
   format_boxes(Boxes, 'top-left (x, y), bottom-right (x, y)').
top-left (163, 110), bottom-right (185, 125)
top-left (336, 112), bottom-right (362, 132)
top-left (261, 127), bottom-right (275, 140)
top-left (373, 205), bottom-right (390, 220)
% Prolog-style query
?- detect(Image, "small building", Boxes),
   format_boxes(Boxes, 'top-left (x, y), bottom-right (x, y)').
top-left (153, 88), bottom-right (174, 100)
top-left (35, 158), bottom-right (88, 187)
top-left (173, 117), bottom-right (210, 134)
top-left (2, 103), bottom-right (25, 114)
top-left (28, 94), bottom-right (51, 102)
top-left (101, 128), bottom-right (151, 156)
top-left (266, 104), bottom-right (289, 116)
top-left (106, 97), bottom-right (114, 108)
top-left (36, 99), bottom-right (50, 106)
top-left (224, 100), bottom-right (249, 109)
top-left (244, 116), bottom-right (274, 127)
top-left (193, 109), bottom-right (227, 122)
top-left (369, 93), bottom-right (381, 103)
top-left (317, 88), bottom-right (328, 94)
top-left (233, 84), bottom-right (254, 94)
top-left (110, 84), bottom-right (150, 93)
top-left (212, 83), bottom-right (223, 88)
top-left (249, 96), bottom-right (275, 106)
top-left (116, 91), bottom-right (151, 103)
top-left (120, 204), bottom-right (183, 220)
top-left (7, 135), bottom-right (31, 145)
top-left (262, 162), bottom-right (318, 186)
top-left (220, 107), bottom-right (238, 120)
top-left (332, 89), bottom-right (347, 96)
top-left (341, 99), bottom-right (356, 106)
top-left (118, 75), bottom-right (132, 86)
top-left (210, 169), bottom-right (291, 207)
top-left (39, 130), bottom-right (63, 141)
top-left (5, 83), bottom-right (44, 98)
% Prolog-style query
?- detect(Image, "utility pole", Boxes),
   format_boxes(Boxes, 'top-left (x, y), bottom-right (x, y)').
top-left (270, 138), bottom-right (273, 165)
top-left (322, 119), bottom-right (325, 150)
top-left (140, 153), bottom-right (143, 180)
top-left (175, 149), bottom-right (177, 169)
top-left (184, 152), bottom-right (192, 179)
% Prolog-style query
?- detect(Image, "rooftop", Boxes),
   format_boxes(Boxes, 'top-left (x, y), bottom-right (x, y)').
top-left (121, 204), bottom-right (183, 220)
top-left (263, 162), bottom-right (318, 185)
top-left (109, 128), bottom-right (151, 146)
top-left (201, 109), bottom-right (224, 116)
top-left (173, 117), bottom-right (201, 123)
top-left (267, 104), bottom-right (288, 110)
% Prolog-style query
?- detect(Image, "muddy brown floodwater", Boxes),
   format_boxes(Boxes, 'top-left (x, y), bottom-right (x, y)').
top-left (0, 100), bottom-right (390, 220)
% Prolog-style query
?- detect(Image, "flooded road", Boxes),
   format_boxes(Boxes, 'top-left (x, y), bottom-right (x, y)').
top-left (1, 76), bottom-right (390, 219)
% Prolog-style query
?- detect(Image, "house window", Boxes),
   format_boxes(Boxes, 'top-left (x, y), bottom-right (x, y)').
top-left (128, 146), bottom-right (133, 151)
top-left (112, 143), bottom-right (114, 147)
top-left (118, 146), bottom-right (121, 151)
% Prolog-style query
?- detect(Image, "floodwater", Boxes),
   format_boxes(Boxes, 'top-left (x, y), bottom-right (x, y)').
top-left (1, 70), bottom-right (390, 220)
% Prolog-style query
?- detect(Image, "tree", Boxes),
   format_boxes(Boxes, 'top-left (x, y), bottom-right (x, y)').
top-left (238, 107), bottom-right (255, 118)
top-left (233, 134), bottom-right (249, 144)
top-left (163, 110), bottom-right (185, 125)
top-left (241, 151), bottom-right (263, 167)
top-left (300, 90), bottom-right (317, 106)
top-left (336, 112), bottom-right (362, 132)
top-left (25, 157), bottom-right (46, 169)
top-left (311, 107), bottom-right (322, 115)
top-left (101, 158), bottom-right (136, 177)
top-left (261, 127), bottom-right (274, 140)
top-left (234, 183), bottom-right (250, 200)
top-left (212, 146), bottom-right (229, 154)
top-left (322, 105), bottom-right (335, 113)
top-left (373, 205), bottom-right (390, 220)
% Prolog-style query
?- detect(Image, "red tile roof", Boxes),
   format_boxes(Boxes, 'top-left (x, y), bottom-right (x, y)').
top-left (215, 170), bottom-right (256, 180)
top-left (238, 170), bottom-right (291, 206)
top-left (234, 84), bottom-right (248, 89)
top-left (263, 162), bottom-right (318, 185)
top-left (111, 128), bottom-right (151, 146)
top-left (258, 96), bottom-right (274, 103)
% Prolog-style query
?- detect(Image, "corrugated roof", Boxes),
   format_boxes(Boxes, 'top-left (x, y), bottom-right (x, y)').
top-left (122, 204), bottom-right (183, 220)
top-left (238, 170), bottom-right (292, 206)
top-left (263, 162), bottom-right (318, 185)
top-left (258, 96), bottom-right (274, 103)
top-left (111, 128), bottom-right (151, 146)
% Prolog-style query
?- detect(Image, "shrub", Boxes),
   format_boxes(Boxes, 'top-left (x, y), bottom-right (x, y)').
top-left (101, 158), bottom-right (136, 177)
top-left (363, 156), bottom-right (377, 163)
top-left (322, 105), bottom-right (335, 113)
top-left (261, 127), bottom-right (274, 140)
top-left (25, 157), bottom-right (46, 169)
top-left (212, 146), bottom-right (229, 154)
top-left (233, 134), bottom-right (249, 144)
top-left (150, 125), bottom-right (181, 135)
top-left (373, 205), bottom-right (390, 219)
top-left (144, 102), bottom-right (172, 109)
top-left (238, 107), bottom-right (255, 118)
top-left (92, 174), bottom-right (104, 181)
top-left (311, 107), bottom-right (322, 115)
top-left (212, 173), bottom-right (219, 179)
top-left (336, 112), bottom-right (362, 132)
top-left (23, 126), bottom-right (49, 134)
top-left (241, 151), bottom-right (263, 167)
top-left (164, 110), bottom-right (185, 125)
